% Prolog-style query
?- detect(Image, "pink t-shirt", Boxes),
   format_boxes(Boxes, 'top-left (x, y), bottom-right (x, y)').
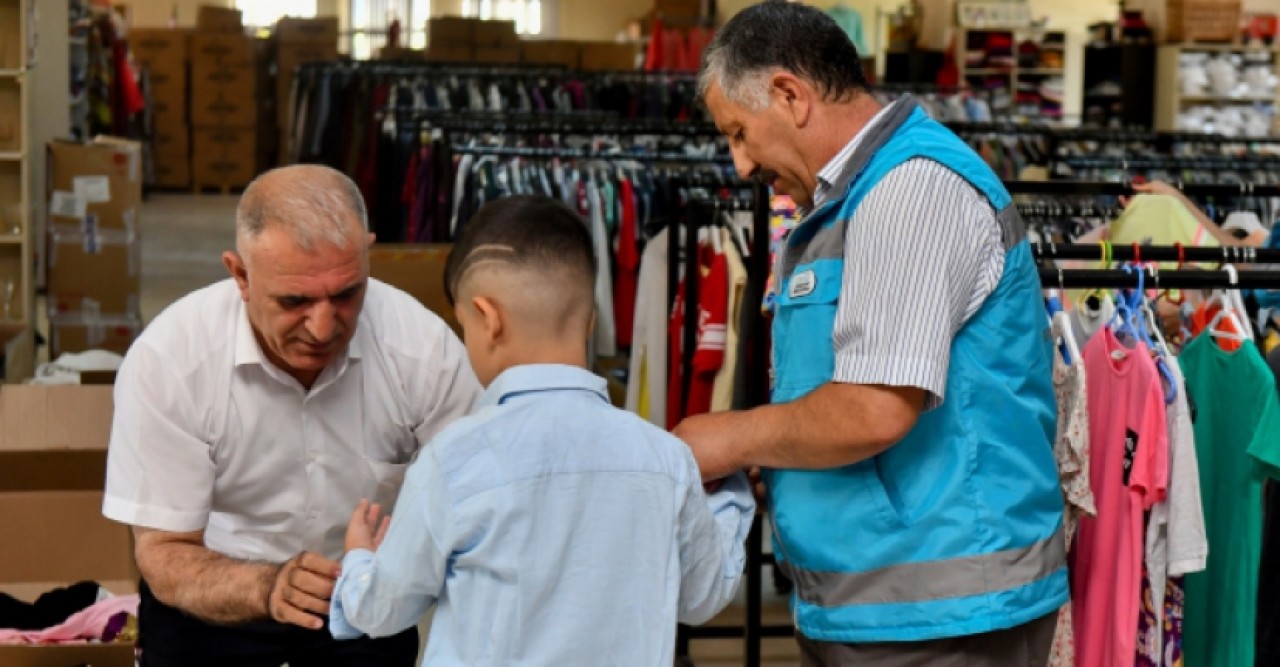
top-left (1071, 328), bottom-right (1169, 667)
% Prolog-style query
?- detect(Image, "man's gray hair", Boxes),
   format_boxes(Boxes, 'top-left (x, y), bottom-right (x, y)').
top-left (236, 165), bottom-right (369, 253)
top-left (697, 1), bottom-right (869, 111)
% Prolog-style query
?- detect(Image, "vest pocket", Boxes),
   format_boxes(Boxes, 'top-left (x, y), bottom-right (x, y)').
top-left (772, 261), bottom-right (842, 401)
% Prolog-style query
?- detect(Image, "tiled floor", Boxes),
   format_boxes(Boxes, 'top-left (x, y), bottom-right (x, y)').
top-left (138, 193), bottom-right (802, 666)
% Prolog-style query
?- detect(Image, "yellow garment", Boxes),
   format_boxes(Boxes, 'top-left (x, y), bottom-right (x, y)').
top-left (1266, 330), bottom-right (1280, 356)
top-left (637, 349), bottom-right (650, 420)
top-left (711, 228), bottom-right (747, 412)
top-left (1109, 194), bottom-right (1219, 251)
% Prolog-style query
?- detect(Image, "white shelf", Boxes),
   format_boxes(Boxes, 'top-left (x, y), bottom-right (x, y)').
top-left (0, 69), bottom-right (24, 79)
top-left (1180, 94), bottom-right (1274, 103)
top-left (0, 151), bottom-right (24, 162)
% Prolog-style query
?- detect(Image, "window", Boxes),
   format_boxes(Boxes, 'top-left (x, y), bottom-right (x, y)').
top-left (349, 0), bottom-right (432, 59)
top-left (461, 0), bottom-right (542, 36)
top-left (235, 0), bottom-right (317, 28)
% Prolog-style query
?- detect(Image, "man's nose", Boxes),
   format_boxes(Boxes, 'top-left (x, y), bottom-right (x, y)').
top-left (305, 300), bottom-right (338, 342)
top-left (730, 145), bottom-right (757, 182)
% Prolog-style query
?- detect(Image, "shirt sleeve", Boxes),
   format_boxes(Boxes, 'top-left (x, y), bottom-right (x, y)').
top-left (330, 446), bottom-right (452, 640)
top-left (831, 158), bottom-right (1005, 410)
top-left (101, 342), bottom-right (215, 532)
top-left (1133, 378), bottom-right (1170, 509)
top-left (411, 320), bottom-right (482, 449)
top-left (675, 462), bottom-right (755, 625)
top-left (1247, 378), bottom-right (1280, 478)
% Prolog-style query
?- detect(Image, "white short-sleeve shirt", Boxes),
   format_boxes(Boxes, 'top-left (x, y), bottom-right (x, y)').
top-left (103, 278), bottom-right (481, 562)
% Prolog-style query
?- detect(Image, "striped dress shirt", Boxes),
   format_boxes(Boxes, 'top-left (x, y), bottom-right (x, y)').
top-left (813, 100), bottom-right (1007, 410)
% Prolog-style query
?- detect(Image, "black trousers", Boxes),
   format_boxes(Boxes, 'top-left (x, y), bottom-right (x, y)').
top-left (138, 580), bottom-right (418, 667)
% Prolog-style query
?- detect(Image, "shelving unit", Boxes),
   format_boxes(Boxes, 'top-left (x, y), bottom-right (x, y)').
top-left (0, 0), bottom-right (37, 380)
top-left (956, 28), bottom-right (1067, 120)
top-left (1155, 43), bottom-right (1280, 133)
top-left (1082, 43), bottom-right (1155, 128)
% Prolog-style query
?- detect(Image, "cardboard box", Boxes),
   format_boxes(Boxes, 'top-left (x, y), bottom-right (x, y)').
top-left (369, 244), bottom-right (459, 335)
top-left (129, 28), bottom-right (189, 66)
top-left (190, 33), bottom-right (255, 68)
top-left (425, 45), bottom-right (473, 63)
top-left (275, 16), bottom-right (339, 45)
top-left (428, 17), bottom-right (477, 47)
top-left (46, 138), bottom-right (143, 232)
top-left (47, 224), bottom-right (141, 317)
top-left (656, 0), bottom-right (703, 20)
top-left (0, 80), bottom-right (19, 153)
top-left (197, 4), bottom-right (243, 33)
top-left (0, 384), bottom-right (136, 667)
top-left (520, 40), bottom-right (581, 68)
top-left (578, 42), bottom-right (640, 71)
top-left (148, 67), bottom-right (187, 123)
top-left (193, 126), bottom-right (257, 187)
top-left (152, 151), bottom-right (191, 189)
top-left (474, 20), bottom-right (518, 47)
top-left (473, 46), bottom-right (520, 64)
top-left (50, 313), bottom-right (143, 358)
top-left (152, 118), bottom-right (189, 157)
top-left (191, 64), bottom-right (258, 127)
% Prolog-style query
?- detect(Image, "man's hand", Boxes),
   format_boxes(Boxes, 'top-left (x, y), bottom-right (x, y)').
top-left (266, 552), bottom-right (342, 630)
top-left (345, 498), bottom-right (391, 553)
top-left (673, 411), bottom-right (749, 482)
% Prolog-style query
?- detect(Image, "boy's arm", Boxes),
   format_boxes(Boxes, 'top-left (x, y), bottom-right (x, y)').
top-left (675, 464), bottom-right (756, 624)
top-left (330, 451), bottom-right (452, 639)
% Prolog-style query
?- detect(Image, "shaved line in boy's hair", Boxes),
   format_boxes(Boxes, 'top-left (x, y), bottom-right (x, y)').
top-left (448, 244), bottom-right (518, 300)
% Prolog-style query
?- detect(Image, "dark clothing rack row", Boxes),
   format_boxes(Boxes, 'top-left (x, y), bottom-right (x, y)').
top-left (450, 145), bottom-right (730, 163)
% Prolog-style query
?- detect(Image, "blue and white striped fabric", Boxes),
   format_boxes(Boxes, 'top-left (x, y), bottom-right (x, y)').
top-left (813, 102), bottom-right (1007, 410)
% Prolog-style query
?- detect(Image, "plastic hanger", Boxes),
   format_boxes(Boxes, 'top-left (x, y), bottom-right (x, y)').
top-left (1205, 265), bottom-right (1250, 343)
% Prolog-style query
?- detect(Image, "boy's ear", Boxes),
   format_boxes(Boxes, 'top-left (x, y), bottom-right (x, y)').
top-left (471, 295), bottom-right (504, 347)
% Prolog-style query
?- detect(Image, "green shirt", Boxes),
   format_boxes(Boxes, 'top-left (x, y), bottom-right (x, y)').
top-left (1181, 334), bottom-right (1280, 667)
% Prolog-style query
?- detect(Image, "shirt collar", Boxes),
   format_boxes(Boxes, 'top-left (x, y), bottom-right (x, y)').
top-left (811, 99), bottom-right (899, 212)
top-left (478, 364), bottom-right (610, 410)
top-left (232, 299), bottom-right (364, 369)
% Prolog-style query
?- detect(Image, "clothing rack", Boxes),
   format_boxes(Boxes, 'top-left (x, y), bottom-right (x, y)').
top-left (1032, 243), bottom-right (1280, 264)
top-left (449, 145), bottom-right (731, 162)
top-left (664, 186), bottom-right (795, 667)
top-left (1005, 180), bottom-right (1280, 197)
top-left (1040, 267), bottom-right (1280, 289)
top-left (419, 112), bottom-right (724, 138)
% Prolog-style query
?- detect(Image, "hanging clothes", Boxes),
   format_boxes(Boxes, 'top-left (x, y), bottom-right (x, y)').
top-left (1180, 334), bottom-right (1280, 667)
top-left (626, 228), bottom-right (671, 428)
top-left (666, 245), bottom-right (728, 430)
top-left (1137, 351), bottom-right (1208, 665)
top-left (1071, 328), bottom-right (1169, 667)
top-left (825, 3), bottom-right (868, 55)
top-left (614, 177), bottom-right (640, 349)
top-left (710, 225), bottom-right (748, 412)
top-left (1109, 194), bottom-right (1219, 249)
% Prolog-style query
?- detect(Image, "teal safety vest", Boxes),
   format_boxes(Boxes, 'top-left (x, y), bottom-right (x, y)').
top-left (767, 98), bottom-right (1067, 643)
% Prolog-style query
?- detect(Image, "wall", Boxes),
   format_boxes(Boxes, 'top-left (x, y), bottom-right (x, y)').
top-left (29, 0), bottom-right (72, 290)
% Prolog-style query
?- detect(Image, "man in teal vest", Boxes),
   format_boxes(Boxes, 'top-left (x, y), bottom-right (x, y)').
top-left (676, 3), bottom-right (1067, 664)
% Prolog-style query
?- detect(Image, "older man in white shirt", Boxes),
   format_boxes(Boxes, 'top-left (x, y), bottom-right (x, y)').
top-left (103, 164), bottom-right (480, 667)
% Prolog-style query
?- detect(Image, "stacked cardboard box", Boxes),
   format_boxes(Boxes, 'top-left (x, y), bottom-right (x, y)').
top-left (131, 29), bottom-right (191, 188)
top-left (0, 385), bottom-right (136, 667)
top-left (520, 40), bottom-right (582, 68)
top-left (190, 9), bottom-right (257, 190)
top-left (46, 138), bottom-right (144, 357)
top-left (425, 17), bottom-right (519, 63)
top-left (274, 17), bottom-right (339, 164)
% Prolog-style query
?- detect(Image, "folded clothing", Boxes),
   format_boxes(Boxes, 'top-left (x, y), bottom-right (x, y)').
top-left (0, 594), bottom-right (139, 645)
top-left (0, 581), bottom-right (102, 631)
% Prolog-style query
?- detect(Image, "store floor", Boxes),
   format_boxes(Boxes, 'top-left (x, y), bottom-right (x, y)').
top-left (136, 193), bottom-right (801, 665)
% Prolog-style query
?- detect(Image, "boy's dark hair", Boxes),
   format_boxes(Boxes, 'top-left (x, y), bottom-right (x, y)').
top-left (444, 195), bottom-right (597, 306)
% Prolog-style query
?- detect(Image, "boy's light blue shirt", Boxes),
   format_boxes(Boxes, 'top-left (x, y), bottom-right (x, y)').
top-left (330, 364), bottom-right (755, 665)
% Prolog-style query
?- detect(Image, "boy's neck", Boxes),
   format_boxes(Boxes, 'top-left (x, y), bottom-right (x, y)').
top-left (494, 345), bottom-right (590, 377)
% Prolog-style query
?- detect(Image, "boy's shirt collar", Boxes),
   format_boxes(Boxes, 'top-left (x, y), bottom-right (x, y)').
top-left (478, 364), bottom-right (610, 410)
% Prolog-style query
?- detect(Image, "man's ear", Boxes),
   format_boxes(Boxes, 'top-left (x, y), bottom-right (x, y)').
top-left (770, 71), bottom-right (813, 128)
top-left (471, 295), bottom-right (504, 348)
top-left (222, 251), bottom-right (250, 301)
